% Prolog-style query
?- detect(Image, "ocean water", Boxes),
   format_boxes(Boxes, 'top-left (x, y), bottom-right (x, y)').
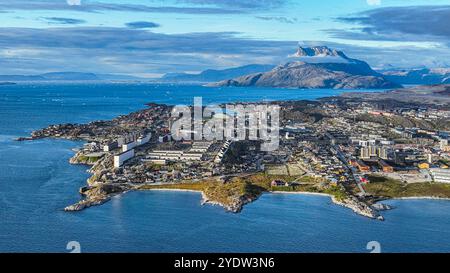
top-left (1, 82), bottom-right (450, 253)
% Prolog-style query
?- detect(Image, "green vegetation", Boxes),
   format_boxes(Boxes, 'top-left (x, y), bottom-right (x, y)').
top-left (87, 173), bottom-right (101, 184)
top-left (144, 162), bottom-right (163, 172)
top-left (141, 172), bottom-right (450, 212)
top-left (323, 186), bottom-right (348, 201)
top-left (140, 178), bottom-right (264, 208)
top-left (140, 173), bottom-right (346, 209)
top-left (365, 175), bottom-right (450, 198)
top-left (77, 155), bottom-right (100, 164)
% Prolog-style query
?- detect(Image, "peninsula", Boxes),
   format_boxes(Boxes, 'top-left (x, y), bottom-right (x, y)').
top-left (17, 85), bottom-right (450, 220)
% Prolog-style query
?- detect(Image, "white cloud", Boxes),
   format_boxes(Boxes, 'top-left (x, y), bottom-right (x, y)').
top-left (67, 0), bottom-right (81, 6)
top-left (0, 48), bottom-right (48, 57)
top-left (366, 0), bottom-right (381, 6)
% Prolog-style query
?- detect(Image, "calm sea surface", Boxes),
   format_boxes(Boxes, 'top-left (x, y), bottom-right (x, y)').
top-left (1, 83), bottom-right (449, 253)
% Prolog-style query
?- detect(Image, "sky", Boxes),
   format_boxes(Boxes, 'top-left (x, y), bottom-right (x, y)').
top-left (0, 0), bottom-right (450, 77)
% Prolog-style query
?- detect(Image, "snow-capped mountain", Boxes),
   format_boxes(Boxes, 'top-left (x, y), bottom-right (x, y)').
top-left (291, 45), bottom-right (348, 58)
top-left (288, 45), bottom-right (352, 64)
top-left (382, 68), bottom-right (450, 85)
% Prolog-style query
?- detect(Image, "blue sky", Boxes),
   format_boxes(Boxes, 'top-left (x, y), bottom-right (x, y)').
top-left (0, 0), bottom-right (450, 77)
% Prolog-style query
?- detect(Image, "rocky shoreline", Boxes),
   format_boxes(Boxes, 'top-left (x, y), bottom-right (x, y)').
top-left (331, 196), bottom-right (384, 220)
top-left (64, 183), bottom-right (132, 212)
top-left (64, 150), bottom-right (133, 211)
top-left (201, 192), bottom-right (261, 213)
top-left (142, 188), bottom-right (260, 213)
top-left (15, 97), bottom-right (447, 220)
top-left (42, 144), bottom-right (394, 218)
top-left (14, 138), bottom-right (425, 219)
top-left (144, 188), bottom-right (388, 219)
top-left (272, 191), bottom-right (388, 220)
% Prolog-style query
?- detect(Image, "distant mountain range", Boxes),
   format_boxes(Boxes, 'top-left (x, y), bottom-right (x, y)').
top-left (160, 64), bottom-right (275, 83)
top-left (381, 68), bottom-right (450, 85)
top-left (0, 72), bottom-right (143, 82)
top-left (4, 57), bottom-right (448, 88)
top-left (208, 46), bottom-right (401, 89)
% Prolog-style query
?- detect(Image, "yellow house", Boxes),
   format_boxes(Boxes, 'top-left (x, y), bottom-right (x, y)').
top-left (329, 180), bottom-right (338, 186)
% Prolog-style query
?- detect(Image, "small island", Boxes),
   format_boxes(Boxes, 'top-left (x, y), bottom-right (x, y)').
top-left (17, 85), bottom-right (450, 220)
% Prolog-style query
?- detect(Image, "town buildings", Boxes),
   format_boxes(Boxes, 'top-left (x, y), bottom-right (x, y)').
top-left (114, 149), bottom-right (135, 168)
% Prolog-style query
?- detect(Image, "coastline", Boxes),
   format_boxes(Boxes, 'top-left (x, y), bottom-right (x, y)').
top-left (144, 188), bottom-right (337, 212)
top-left (44, 139), bottom-right (450, 218)
top-left (144, 188), bottom-right (203, 194)
top-left (68, 182), bottom-right (450, 217)
top-left (5, 79), bottom-right (450, 253)
top-left (143, 188), bottom-right (384, 219)
top-left (271, 191), bottom-right (333, 197)
top-left (142, 188), bottom-right (229, 210)
top-left (272, 191), bottom-right (450, 202)
top-left (15, 95), bottom-right (450, 220)
top-left (386, 196), bottom-right (450, 201)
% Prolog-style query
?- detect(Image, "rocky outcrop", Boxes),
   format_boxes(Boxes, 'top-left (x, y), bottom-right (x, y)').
top-left (371, 202), bottom-right (393, 211)
top-left (331, 196), bottom-right (384, 220)
top-left (200, 191), bottom-right (260, 213)
top-left (64, 196), bottom-right (110, 211)
top-left (199, 189), bottom-right (386, 220)
top-left (65, 183), bottom-right (130, 211)
top-left (69, 150), bottom-right (97, 165)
